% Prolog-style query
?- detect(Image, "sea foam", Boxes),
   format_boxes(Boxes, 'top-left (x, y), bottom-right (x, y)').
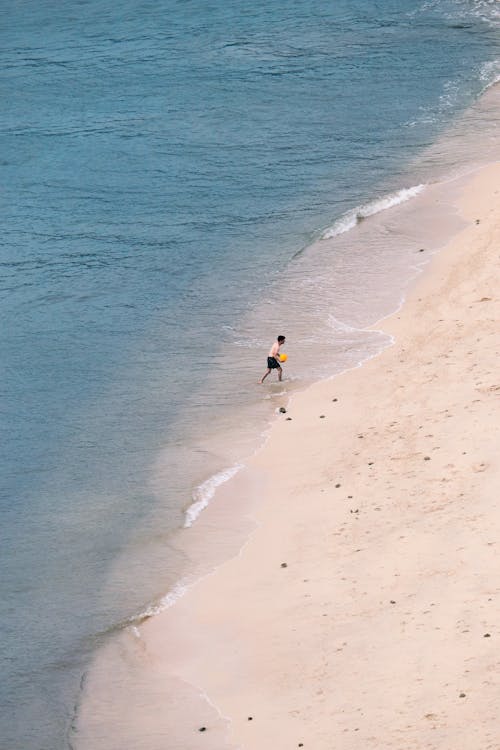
top-left (184, 464), bottom-right (243, 528)
top-left (322, 184), bottom-right (426, 239)
top-left (130, 464), bottom-right (244, 624)
top-left (480, 59), bottom-right (500, 90)
top-left (135, 581), bottom-right (189, 621)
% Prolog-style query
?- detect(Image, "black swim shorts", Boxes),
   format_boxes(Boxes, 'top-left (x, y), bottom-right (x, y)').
top-left (267, 356), bottom-right (281, 369)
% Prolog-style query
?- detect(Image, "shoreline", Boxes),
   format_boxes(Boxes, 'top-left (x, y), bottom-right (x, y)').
top-left (141, 81), bottom-right (500, 588)
top-left (83, 81), bottom-right (500, 650)
top-left (178, 160), bottom-right (487, 542)
top-left (74, 159), bottom-right (499, 748)
top-left (164, 161), bottom-right (500, 748)
top-left (3, 5), bottom-right (499, 747)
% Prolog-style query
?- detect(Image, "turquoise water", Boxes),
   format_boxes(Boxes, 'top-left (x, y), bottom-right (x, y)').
top-left (1, 1), bottom-right (499, 747)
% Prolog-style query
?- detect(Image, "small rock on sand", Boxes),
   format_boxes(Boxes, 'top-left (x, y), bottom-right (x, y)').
top-left (281, 562), bottom-right (288, 568)
top-left (279, 406), bottom-right (287, 413)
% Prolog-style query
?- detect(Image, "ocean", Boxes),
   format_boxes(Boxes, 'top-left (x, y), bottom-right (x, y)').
top-left (1, 1), bottom-right (499, 748)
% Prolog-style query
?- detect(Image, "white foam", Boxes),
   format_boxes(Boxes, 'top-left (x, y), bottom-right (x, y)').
top-left (322, 184), bottom-right (426, 239)
top-left (184, 464), bottom-right (243, 528)
top-left (327, 314), bottom-right (361, 334)
top-left (480, 59), bottom-right (500, 90)
top-left (137, 580), bottom-right (189, 619)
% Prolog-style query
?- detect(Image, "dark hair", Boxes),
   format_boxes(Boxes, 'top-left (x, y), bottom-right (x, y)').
top-left (277, 335), bottom-right (285, 343)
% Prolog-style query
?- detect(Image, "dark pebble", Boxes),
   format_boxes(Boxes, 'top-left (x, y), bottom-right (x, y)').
top-left (281, 562), bottom-right (288, 568)
top-left (390, 600), bottom-right (396, 604)
top-left (286, 417), bottom-right (292, 421)
top-left (335, 483), bottom-right (341, 488)
top-left (199, 727), bottom-right (207, 732)
top-left (298, 744), bottom-right (304, 747)
top-left (424, 456), bottom-right (431, 461)
top-left (368, 462), bottom-right (374, 466)
top-left (459, 693), bottom-right (466, 698)
top-left (332, 398), bottom-right (338, 402)
top-left (279, 407), bottom-right (287, 414)
top-left (475, 219), bottom-right (480, 224)
top-left (419, 248), bottom-right (425, 252)
top-left (484, 633), bottom-right (491, 638)
top-left (319, 415), bottom-right (325, 418)
top-left (248, 716), bottom-right (253, 721)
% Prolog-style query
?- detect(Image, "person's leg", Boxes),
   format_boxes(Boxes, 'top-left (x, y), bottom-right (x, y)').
top-left (260, 368), bottom-right (271, 383)
top-left (277, 366), bottom-right (282, 381)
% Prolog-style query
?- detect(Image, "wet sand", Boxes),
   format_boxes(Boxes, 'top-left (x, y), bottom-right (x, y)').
top-left (75, 161), bottom-right (499, 749)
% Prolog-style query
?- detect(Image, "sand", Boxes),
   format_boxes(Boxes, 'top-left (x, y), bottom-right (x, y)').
top-left (75, 162), bottom-right (500, 749)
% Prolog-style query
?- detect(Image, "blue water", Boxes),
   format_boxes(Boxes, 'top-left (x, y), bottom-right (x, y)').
top-left (1, 1), bottom-right (499, 747)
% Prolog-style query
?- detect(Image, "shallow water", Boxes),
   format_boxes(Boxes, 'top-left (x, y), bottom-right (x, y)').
top-left (1, 1), bottom-right (499, 747)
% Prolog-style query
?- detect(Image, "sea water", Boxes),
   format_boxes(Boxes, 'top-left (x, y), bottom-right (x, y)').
top-left (1, 1), bottom-right (499, 748)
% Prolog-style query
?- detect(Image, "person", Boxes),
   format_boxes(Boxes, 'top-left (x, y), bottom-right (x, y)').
top-left (260, 335), bottom-right (286, 383)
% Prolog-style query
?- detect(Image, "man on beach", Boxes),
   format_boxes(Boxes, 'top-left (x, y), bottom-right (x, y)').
top-left (260, 335), bottom-right (286, 383)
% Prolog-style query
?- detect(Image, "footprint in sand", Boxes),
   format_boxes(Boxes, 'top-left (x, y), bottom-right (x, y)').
top-left (478, 384), bottom-right (500, 393)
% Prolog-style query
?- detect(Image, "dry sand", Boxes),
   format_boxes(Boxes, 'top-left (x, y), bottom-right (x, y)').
top-left (75, 162), bottom-right (499, 749)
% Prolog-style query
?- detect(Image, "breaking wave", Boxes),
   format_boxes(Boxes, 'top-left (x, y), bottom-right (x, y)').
top-left (322, 185), bottom-right (426, 239)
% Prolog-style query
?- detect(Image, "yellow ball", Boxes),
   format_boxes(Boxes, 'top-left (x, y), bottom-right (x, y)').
top-left (279, 353), bottom-right (288, 362)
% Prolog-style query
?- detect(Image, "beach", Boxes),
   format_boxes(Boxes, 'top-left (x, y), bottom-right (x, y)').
top-left (3, 4), bottom-right (499, 747)
top-left (75, 160), bottom-right (499, 748)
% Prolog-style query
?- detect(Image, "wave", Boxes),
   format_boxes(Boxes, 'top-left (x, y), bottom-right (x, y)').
top-left (124, 464), bottom-right (244, 626)
top-left (416, 0), bottom-right (500, 29)
top-left (321, 184), bottom-right (426, 239)
top-left (327, 314), bottom-right (362, 334)
top-left (480, 59), bottom-right (500, 90)
top-left (184, 464), bottom-right (243, 528)
top-left (132, 580), bottom-right (190, 624)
